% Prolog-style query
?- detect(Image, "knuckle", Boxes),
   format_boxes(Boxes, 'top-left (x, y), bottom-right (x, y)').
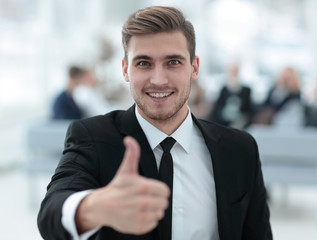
top-left (137, 180), bottom-right (150, 193)
top-left (137, 212), bottom-right (149, 222)
top-left (138, 198), bottom-right (150, 210)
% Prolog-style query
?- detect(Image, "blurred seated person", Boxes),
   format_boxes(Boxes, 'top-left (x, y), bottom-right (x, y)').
top-left (52, 65), bottom-right (116, 120)
top-left (208, 63), bottom-right (253, 129)
top-left (189, 80), bottom-right (208, 119)
top-left (253, 66), bottom-right (301, 125)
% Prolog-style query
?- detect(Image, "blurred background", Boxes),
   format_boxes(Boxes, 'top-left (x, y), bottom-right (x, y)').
top-left (1, 0), bottom-right (317, 239)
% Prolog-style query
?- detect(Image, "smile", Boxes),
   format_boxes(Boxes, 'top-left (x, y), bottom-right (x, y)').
top-left (147, 92), bottom-right (173, 98)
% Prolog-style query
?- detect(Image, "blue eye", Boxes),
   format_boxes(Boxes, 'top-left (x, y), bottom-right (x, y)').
top-left (138, 61), bottom-right (150, 66)
top-left (169, 60), bottom-right (180, 65)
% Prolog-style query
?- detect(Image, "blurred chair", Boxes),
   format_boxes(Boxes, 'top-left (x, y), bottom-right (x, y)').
top-left (24, 119), bottom-right (70, 208)
top-left (305, 105), bottom-right (317, 127)
top-left (247, 125), bottom-right (317, 187)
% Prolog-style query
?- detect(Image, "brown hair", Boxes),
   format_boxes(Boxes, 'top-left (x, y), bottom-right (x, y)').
top-left (122, 6), bottom-right (196, 63)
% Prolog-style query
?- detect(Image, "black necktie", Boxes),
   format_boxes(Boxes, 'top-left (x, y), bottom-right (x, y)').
top-left (158, 137), bottom-right (176, 240)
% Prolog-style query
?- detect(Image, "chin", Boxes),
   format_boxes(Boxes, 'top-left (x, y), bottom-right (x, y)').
top-left (151, 111), bottom-right (177, 121)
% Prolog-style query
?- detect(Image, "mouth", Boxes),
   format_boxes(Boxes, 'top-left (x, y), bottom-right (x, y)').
top-left (147, 92), bottom-right (174, 99)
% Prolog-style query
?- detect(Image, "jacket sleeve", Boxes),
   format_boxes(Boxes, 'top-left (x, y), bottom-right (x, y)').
top-left (37, 120), bottom-right (101, 240)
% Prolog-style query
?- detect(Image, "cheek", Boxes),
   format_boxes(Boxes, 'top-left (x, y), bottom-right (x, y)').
top-left (129, 76), bottom-right (143, 92)
top-left (171, 71), bottom-right (191, 86)
top-left (129, 70), bottom-right (150, 87)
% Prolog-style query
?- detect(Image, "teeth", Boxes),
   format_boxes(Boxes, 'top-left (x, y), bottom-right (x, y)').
top-left (149, 92), bottom-right (171, 98)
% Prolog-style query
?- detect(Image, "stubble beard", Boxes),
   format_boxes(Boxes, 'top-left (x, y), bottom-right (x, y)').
top-left (132, 84), bottom-right (190, 122)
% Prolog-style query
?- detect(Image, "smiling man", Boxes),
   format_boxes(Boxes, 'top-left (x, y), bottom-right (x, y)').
top-left (38, 6), bottom-right (272, 240)
top-left (123, 31), bottom-right (199, 135)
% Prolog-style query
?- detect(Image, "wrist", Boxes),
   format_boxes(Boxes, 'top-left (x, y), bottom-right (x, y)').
top-left (75, 192), bottom-right (101, 234)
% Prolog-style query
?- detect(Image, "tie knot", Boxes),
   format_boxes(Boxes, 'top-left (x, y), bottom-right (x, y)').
top-left (160, 137), bottom-right (176, 153)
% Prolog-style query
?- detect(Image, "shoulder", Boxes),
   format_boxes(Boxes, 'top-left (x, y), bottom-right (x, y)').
top-left (66, 109), bottom-right (127, 143)
top-left (196, 118), bottom-right (256, 146)
top-left (196, 119), bottom-right (260, 170)
top-left (53, 91), bottom-right (70, 104)
top-left (56, 90), bottom-right (69, 99)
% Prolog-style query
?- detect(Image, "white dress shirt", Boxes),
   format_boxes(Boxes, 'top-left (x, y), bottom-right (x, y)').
top-left (62, 107), bottom-right (219, 240)
top-left (136, 108), bottom-right (219, 240)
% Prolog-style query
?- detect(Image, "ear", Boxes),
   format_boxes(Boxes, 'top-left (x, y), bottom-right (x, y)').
top-left (122, 58), bottom-right (129, 82)
top-left (191, 56), bottom-right (200, 81)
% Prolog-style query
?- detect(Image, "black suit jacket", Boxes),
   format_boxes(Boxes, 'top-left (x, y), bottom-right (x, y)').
top-left (38, 105), bottom-right (272, 240)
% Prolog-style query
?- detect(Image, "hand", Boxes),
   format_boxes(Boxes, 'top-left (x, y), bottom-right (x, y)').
top-left (75, 136), bottom-right (170, 235)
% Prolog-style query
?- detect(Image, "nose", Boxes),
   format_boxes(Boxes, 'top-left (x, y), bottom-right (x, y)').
top-left (150, 66), bottom-right (168, 85)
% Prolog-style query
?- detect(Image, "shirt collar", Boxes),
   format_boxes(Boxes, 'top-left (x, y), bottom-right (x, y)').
top-left (135, 106), bottom-right (193, 153)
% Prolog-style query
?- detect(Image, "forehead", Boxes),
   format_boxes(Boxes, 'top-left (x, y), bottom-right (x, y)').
top-left (127, 31), bottom-right (190, 60)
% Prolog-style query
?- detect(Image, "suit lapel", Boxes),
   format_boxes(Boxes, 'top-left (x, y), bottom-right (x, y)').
top-left (119, 105), bottom-right (159, 179)
top-left (118, 109), bottom-right (231, 238)
top-left (193, 116), bottom-right (228, 239)
top-left (117, 108), bottom-right (244, 239)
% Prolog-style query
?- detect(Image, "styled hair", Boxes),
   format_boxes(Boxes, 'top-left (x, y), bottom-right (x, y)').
top-left (122, 6), bottom-right (196, 62)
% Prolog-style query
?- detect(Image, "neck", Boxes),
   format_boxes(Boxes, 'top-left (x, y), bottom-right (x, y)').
top-left (137, 106), bottom-right (189, 136)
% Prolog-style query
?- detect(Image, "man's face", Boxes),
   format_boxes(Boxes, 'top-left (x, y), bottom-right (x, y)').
top-left (122, 31), bottom-right (199, 125)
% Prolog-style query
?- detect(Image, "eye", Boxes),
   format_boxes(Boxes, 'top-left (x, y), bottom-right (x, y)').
top-left (137, 61), bottom-right (150, 67)
top-left (168, 60), bottom-right (180, 65)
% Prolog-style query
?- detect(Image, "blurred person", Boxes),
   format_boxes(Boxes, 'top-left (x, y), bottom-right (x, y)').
top-left (208, 62), bottom-right (254, 129)
top-left (38, 6), bottom-right (272, 240)
top-left (52, 66), bottom-right (87, 119)
top-left (188, 80), bottom-right (208, 118)
top-left (52, 65), bottom-right (116, 119)
top-left (253, 66), bottom-right (301, 125)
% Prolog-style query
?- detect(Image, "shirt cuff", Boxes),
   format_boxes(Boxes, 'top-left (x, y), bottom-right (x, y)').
top-left (62, 190), bottom-right (100, 240)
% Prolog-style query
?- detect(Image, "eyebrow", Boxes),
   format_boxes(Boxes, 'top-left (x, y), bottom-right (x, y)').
top-left (132, 54), bottom-right (187, 63)
top-left (164, 54), bottom-right (187, 61)
top-left (132, 55), bottom-right (152, 63)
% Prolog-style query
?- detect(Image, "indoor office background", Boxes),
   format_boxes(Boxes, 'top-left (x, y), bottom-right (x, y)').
top-left (1, 0), bottom-right (317, 239)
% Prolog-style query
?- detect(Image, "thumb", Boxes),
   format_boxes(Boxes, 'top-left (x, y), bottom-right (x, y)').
top-left (116, 136), bottom-right (141, 176)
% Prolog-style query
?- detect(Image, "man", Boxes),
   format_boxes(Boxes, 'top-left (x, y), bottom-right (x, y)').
top-left (38, 6), bottom-right (272, 240)
top-left (52, 65), bottom-right (116, 120)
top-left (209, 62), bottom-right (253, 129)
top-left (52, 66), bottom-right (97, 119)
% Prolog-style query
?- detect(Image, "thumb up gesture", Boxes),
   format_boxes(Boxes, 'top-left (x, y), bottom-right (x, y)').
top-left (75, 137), bottom-right (170, 235)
